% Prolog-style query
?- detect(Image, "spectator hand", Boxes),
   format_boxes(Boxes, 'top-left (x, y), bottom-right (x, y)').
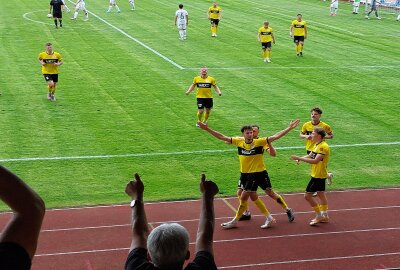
top-left (125, 173), bottom-right (144, 200)
top-left (200, 174), bottom-right (219, 198)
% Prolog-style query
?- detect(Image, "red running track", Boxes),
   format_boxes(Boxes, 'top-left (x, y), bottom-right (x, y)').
top-left (0, 188), bottom-right (399, 269)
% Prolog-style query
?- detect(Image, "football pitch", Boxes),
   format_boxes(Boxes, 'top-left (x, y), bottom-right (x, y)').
top-left (0, 0), bottom-right (399, 209)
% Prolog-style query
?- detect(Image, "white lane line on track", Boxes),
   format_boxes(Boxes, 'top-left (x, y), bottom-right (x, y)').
top-left (38, 205), bottom-right (400, 233)
top-left (35, 227), bottom-right (400, 257)
top-left (185, 65), bottom-right (400, 70)
top-left (218, 252), bottom-right (400, 269)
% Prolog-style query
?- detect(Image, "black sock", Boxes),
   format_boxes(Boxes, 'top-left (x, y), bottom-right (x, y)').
top-left (54, 19), bottom-right (58, 27)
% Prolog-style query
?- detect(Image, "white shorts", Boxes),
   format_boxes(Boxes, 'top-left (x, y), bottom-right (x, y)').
top-left (129, 0), bottom-right (134, 3)
top-left (330, 2), bottom-right (338, 8)
top-left (109, 0), bottom-right (117, 4)
top-left (177, 22), bottom-right (187, 30)
top-left (76, 2), bottom-right (86, 10)
top-left (353, 2), bottom-right (360, 7)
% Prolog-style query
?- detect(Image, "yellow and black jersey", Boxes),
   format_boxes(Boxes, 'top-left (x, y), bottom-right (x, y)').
top-left (208, 6), bottom-right (221, 19)
top-left (291, 20), bottom-right (306, 36)
top-left (309, 141), bottom-right (330, 178)
top-left (258, 26), bottom-right (273, 43)
top-left (192, 76), bottom-right (216, 98)
top-left (301, 121), bottom-right (332, 151)
top-left (231, 137), bottom-right (269, 173)
top-left (38, 51), bottom-right (63, 74)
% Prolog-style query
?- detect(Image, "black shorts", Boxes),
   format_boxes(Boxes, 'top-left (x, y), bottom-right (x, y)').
top-left (0, 242), bottom-right (31, 270)
top-left (261, 42), bottom-right (272, 49)
top-left (294, 36), bottom-right (305, 43)
top-left (240, 171), bottom-right (271, 192)
top-left (197, 98), bottom-right (213, 109)
top-left (306, 177), bottom-right (326, 193)
top-left (43, 74), bottom-right (58, 82)
top-left (210, 19), bottom-right (219, 26)
top-left (53, 12), bottom-right (62, 18)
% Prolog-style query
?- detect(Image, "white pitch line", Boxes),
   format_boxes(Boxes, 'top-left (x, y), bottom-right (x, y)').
top-left (218, 252), bottom-right (400, 269)
top-left (0, 141), bottom-right (398, 163)
top-left (22, 10), bottom-right (54, 26)
top-left (65, 1), bottom-right (183, 70)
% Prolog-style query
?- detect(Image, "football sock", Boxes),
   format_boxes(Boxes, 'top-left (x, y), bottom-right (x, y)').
top-left (300, 44), bottom-right (304, 52)
top-left (59, 20), bottom-right (62, 27)
top-left (203, 111), bottom-right (210, 122)
top-left (275, 195), bottom-right (288, 209)
top-left (115, 5), bottom-right (121, 12)
top-left (238, 194), bottom-right (249, 211)
top-left (254, 198), bottom-right (270, 216)
top-left (197, 111), bottom-right (204, 122)
top-left (54, 19), bottom-right (58, 27)
top-left (295, 45), bottom-right (299, 54)
top-left (266, 50), bottom-right (271, 58)
top-left (73, 11), bottom-right (78, 19)
top-left (262, 51), bottom-right (267, 59)
top-left (211, 26), bottom-right (216, 35)
top-left (313, 205), bottom-right (321, 215)
top-left (234, 199), bottom-right (248, 220)
top-left (183, 30), bottom-right (187, 37)
top-left (320, 204), bottom-right (328, 213)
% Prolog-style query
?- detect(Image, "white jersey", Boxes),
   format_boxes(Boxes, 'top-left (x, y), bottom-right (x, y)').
top-left (175, 9), bottom-right (188, 24)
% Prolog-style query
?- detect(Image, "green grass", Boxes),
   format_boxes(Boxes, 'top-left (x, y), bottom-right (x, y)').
top-left (0, 0), bottom-right (399, 209)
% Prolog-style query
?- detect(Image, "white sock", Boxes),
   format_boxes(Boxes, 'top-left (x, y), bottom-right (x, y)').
top-left (116, 5), bottom-right (120, 12)
top-left (73, 11), bottom-right (78, 18)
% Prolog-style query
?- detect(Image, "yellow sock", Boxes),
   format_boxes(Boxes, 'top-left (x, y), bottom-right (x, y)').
top-left (275, 195), bottom-right (288, 209)
top-left (211, 26), bottom-right (216, 34)
top-left (234, 199), bottom-right (248, 220)
top-left (320, 204), bottom-right (328, 212)
top-left (51, 86), bottom-right (56, 94)
top-left (295, 45), bottom-right (299, 53)
top-left (266, 50), bottom-right (271, 58)
top-left (238, 196), bottom-right (249, 212)
top-left (300, 44), bottom-right (304, 52)
top-left (262, 51), bottom-right (267, 58)
top-left (313, 205), bottom-right (321, 215)
top-left (203, 111), bottom-right (210, 122)
top-left (197, 111), bottom-right (204, 122)
top-left (254, 198), bottom-right (270, 216)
